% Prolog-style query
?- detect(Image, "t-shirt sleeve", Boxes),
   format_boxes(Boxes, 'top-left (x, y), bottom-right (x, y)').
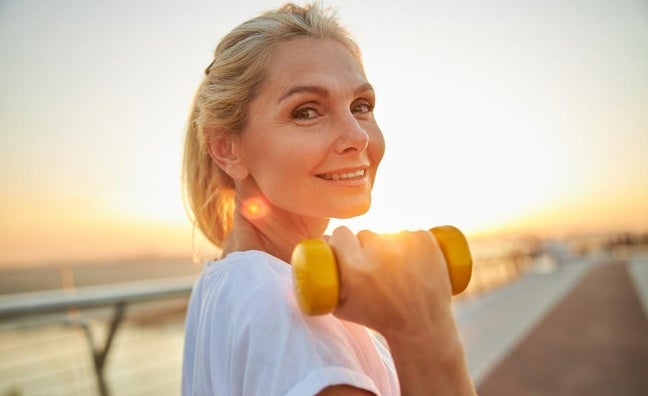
top-left (187, 256), bottom-right (382, 395)
top-left (230, 265), bottom-right (380, 395)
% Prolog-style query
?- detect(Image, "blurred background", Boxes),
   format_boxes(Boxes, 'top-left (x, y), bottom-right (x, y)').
top-left (1, 0), bottom-right (647, 395)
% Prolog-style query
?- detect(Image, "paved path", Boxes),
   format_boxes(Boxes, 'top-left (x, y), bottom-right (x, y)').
top-left (454, 251), bottom-right (648, 395)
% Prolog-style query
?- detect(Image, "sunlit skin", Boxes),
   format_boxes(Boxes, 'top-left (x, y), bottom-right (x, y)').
top-left (207, 37), bottom-right (475, 395)
top-left (241, 196), bottom-right (270, 220)
top-left (211, 37), bottom-right (385, 262)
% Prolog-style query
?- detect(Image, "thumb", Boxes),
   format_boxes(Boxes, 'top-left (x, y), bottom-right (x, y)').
top-left (327, 226), bottom-right (362, 307)
top-left (328, 226), bottom-right (360, 257)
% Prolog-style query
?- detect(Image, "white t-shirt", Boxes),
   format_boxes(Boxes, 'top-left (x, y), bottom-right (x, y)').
top-left (182, 250), bottom-right (399, 396)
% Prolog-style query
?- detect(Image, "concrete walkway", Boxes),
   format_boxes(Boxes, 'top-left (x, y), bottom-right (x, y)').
top-left (454, 251), bottom-right (648, 394)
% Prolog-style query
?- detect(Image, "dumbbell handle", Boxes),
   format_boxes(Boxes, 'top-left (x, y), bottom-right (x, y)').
top-left (291, 225), bottom-right (473, 315)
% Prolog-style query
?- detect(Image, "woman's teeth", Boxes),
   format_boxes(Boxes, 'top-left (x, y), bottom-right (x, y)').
top-left (320, 169), bottom-right (365, 180)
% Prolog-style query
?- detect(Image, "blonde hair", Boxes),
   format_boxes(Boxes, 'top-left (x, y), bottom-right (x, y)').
top-left (182, 3), bottom-right (362, 248)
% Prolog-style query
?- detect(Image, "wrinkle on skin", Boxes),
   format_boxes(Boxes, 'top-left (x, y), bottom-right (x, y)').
top-left (221, 37), bottom-right (384, 262)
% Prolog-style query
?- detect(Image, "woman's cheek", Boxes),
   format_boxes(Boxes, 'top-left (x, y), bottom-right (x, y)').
top-left (370, 127), bottom-right (386, 165)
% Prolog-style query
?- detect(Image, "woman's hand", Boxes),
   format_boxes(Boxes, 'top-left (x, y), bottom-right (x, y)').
top-left (328, 226), bottom-right (452, 337)
top-left (328, 226), bottom-right (475, 395)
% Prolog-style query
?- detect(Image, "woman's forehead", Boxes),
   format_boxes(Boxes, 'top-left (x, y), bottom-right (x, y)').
top-left (262, 37), bottom-right (367, 99)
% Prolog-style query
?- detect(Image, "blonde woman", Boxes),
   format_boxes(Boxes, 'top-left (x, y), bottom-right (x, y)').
top-left (182, 3), bottom-right (474, 395)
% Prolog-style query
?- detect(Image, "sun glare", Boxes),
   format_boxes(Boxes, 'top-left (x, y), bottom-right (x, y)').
top-left (242, 196), bottom-right (270, 220)
top-left (2, 0), bottom-right (646, 265)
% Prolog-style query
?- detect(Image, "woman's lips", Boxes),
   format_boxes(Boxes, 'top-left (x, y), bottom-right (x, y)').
top-left (317, 168), bottom-right (366, 181)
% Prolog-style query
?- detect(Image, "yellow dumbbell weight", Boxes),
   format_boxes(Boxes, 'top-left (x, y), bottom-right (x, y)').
top-left (291, 225), bottom-right (473, 315)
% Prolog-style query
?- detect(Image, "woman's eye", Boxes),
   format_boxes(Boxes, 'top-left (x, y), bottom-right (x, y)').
top-left (291, 107), bottom-right (319, 120)
top-left (352, 100), bottom-right (374, 114)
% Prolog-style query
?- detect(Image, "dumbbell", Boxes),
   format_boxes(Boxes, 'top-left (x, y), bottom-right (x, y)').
top-left (291, 225), bottom-right (473, 315)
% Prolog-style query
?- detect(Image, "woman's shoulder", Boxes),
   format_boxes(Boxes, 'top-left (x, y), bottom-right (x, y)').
top-left (204, 249), bottom-right (290, 286)
top-left (195, 250), bottom-right (294, 313)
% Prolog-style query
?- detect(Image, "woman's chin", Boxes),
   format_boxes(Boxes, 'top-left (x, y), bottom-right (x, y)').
top-left (329, 200), bottom-right (371, 219)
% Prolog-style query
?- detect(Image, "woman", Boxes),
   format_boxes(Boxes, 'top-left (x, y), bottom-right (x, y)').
top-left (182, 3), bottom-right (475, 395)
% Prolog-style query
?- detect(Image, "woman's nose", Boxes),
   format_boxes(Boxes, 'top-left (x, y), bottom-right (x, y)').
top-left (334, 112), bottom-right (370, 154)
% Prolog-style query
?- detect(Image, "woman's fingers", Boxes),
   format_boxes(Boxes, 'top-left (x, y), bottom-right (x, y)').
top-left (326, 227), bottom-right (454, 334)
top-left (328, 226), bottom-right (360, 252)
top-left (356, 229), bottom-right (379, 246)
top-left (328, 226), bottom-right (364, 307)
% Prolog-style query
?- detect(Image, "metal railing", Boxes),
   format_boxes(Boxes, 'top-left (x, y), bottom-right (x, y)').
top-left (0, 276), bottom-right (196, 396)
top-left (463, 250), bottom-right (535, 296)
top-left (0, 247), bottom-right (540, 395)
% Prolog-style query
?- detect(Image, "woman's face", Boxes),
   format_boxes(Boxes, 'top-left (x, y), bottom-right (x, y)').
top-left (236, 37), bottom-right (385, 220)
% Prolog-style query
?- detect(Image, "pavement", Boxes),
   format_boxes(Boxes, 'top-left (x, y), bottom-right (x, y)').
top-left (453, 249), bottom-right (648, 395)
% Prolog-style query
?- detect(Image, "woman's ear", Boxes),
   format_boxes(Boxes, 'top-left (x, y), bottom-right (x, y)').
top-left (204, 128), bottom-right (249, 180)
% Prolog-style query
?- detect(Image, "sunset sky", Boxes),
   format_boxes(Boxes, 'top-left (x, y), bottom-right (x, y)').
top-left (1, 0), bottom-right (647, 265)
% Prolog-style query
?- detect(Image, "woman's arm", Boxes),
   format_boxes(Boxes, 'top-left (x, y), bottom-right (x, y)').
top-left (328, 227), bottom-right (476, 395)
top-left (384, 314), bottom-right (474, 395)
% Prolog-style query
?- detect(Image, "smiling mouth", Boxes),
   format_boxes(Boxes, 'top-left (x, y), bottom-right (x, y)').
top-left (317, 169), bottom-right (366, 181)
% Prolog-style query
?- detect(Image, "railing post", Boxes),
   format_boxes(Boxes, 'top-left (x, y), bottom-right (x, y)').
top-left (79, 302), bottom-right (126, 396)
top-left (0, 276), bottom-right (195, 394)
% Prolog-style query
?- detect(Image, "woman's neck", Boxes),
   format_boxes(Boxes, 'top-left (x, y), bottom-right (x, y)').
top-left (221, 205), bottom-right (329, 263)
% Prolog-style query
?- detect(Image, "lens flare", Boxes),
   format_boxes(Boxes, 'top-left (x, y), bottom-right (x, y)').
top-left (242, 196), bottom-right (270, 220)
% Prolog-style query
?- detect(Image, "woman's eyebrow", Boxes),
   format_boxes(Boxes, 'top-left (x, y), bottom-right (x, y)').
top-left (278, 85), bottom-right (329, 103)
top-left (355, 83), bottom-right (374, 96)
top-left (278, 83), bottom-right (374, 104)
